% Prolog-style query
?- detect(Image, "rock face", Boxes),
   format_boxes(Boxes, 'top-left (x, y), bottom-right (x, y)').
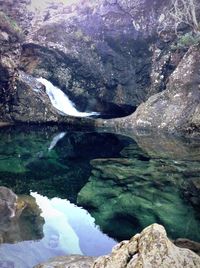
top-left (21, 0), bottom-right (152, 116)
top-left (0, 10), bottom-right (22, 123)
top-left (93, 224), bottom-right (200, 268)
top-left (10, 71), bottom-right (61, 123)
top-left (16, 0), bottom-right (183, 118)
top-left (1, 0), bottom-right (186, 122)
top-left (0, 0), bottom-right (200, 134)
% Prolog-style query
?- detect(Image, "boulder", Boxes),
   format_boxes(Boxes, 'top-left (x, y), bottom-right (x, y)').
top-left (174, 238), bottom-right (200, 256)
top-left (102, 45), bottom-right (200, 136)
top-left (93, 224), bottom-right (200, 268)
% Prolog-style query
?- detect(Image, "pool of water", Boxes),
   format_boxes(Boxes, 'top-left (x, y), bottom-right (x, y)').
top-left (0, 125), bottom-right (200, 267)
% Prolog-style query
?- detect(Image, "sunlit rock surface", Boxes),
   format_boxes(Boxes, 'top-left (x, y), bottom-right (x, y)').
top-left (93, 224), bottom-right (200, 268)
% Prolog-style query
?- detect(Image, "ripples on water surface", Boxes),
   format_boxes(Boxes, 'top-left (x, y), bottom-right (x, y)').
top-left (0, 126), bottom-right (200, 267)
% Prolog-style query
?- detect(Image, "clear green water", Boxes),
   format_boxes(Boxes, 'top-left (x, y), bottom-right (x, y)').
top-left (0, 126), bottom-right (200, 267)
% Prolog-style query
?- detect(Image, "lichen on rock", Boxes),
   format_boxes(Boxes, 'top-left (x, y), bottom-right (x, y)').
top-left (93, 224), bottom-right (200, 268)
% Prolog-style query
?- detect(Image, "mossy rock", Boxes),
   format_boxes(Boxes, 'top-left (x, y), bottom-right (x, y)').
top-left (0, 11), bottom-right (23, 39)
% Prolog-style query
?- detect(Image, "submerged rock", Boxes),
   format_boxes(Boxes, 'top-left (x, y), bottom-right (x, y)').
top-left (77, 155), bottom-right (200, 242)
top-left (174, 238), bottom-right (200, 257)
top-left (35, 255), bottom-right (96, 268)
top-left (93, 224), bottom-right (200, 268)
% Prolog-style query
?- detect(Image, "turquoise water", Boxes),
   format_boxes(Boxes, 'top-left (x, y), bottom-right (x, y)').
top-left (0, 126), bottom-right (200, 267)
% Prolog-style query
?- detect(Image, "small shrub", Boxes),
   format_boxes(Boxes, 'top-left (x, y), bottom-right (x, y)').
top-left (0, 11), bottom-right (22, 38)
top-left (172, 32), bottom-right (200, 50)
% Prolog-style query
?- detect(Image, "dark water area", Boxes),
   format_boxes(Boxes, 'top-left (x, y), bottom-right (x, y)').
top-left (0, 125), bottom-right (200, 267)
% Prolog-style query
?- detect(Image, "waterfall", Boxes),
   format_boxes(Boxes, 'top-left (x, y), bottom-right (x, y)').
top-left (37, 78), bottom-right (99, 117)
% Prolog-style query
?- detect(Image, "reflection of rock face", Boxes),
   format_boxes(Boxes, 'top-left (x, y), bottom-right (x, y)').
top-left (0, 194), bottom-right (44, 244)
top-left (132, 131), bottom-right (200, 161)
top-left (77, 148), bottom-right (200, 242)
top-left (93, 224), bottom-right (200, 268)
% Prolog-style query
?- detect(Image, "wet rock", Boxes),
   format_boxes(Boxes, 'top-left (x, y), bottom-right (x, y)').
top-left (8, 71), bottom-right (97, 126)
top-left (10, 71), bottom-right (60, 123)
top-left (0, 193), bottom-right (44, 244)
top-left (34, 255), bottom-right (96, 268)
top-left (93, 224), bottom-right (200, 268)
top-left (174, 238), bottom-right (200, 256)
top-left (0, 186), bottom-right (17, 218)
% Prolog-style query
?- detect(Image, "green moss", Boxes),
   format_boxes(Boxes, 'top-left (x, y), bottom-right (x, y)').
top-left (172, 32), bottom-right (200, 50)
top-left (0, 11), bottom-right (22, 38)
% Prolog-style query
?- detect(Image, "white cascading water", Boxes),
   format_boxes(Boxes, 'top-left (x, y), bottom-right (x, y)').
top-left (37, 77), bottom-right (99, 117)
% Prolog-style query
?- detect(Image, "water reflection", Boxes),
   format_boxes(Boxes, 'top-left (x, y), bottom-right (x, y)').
top-left (0, 127), bottom-right (128, 200)
top-left (0, 193), bottom-right (116, 268)
top-left (0, 126), bottom-right (199, 267)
